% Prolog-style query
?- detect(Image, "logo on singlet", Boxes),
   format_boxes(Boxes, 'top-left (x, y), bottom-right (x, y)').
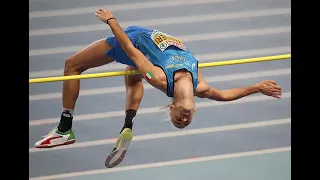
top-left (166, 64), bottom-right (183, 68)
top-left (171, 55), bottom-right (186, 62)
top-left (192, 63), bottom-right (196, 70)
top-left (151, 30), bottom-right (187, 52)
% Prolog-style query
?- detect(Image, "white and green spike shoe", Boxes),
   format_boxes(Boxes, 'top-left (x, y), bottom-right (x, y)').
top-left (35, 127), bottom-right (76, 148)
top-left (105, 128), bottom-right (133, 168)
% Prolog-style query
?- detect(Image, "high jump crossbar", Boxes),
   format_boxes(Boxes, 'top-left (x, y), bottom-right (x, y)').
top-left (29, 54), bottom-right (291, 84)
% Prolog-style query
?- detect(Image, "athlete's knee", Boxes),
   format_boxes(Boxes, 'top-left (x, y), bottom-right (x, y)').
top-left (64, 56), bottom-right (87, 75)
top-left (125, 66), bottom-right (142, 85)
top-left (125, 66), bottom-right (135, 71)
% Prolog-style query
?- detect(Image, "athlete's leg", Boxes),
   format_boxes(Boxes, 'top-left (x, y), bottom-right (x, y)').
top-left (57, 39), bottom-right (115, 132)
top-left (123, 65), bottom-right (144, 129)
top-left (35, 39), bottom-right (115, 148)
top-left (105, 66), bottom-right (143, 168)
top-left (63, 39), bottom-right (114, 110)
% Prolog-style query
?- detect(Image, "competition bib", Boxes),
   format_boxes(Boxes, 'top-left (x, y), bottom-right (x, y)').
top-left (151, 30), bottom-right (187, 52)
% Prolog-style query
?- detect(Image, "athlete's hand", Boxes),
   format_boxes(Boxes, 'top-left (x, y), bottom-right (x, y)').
top-left (256, 80), bottom-right (282, 99)
top-left (95, 8), bottom-right (115, 24)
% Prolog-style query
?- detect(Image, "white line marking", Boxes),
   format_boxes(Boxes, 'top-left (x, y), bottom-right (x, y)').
top-left (29, 118), bottom-right (291, 153)
top-left (29, 68), bottom-right (291, 101)
top-left (29, 146), bottom-right (290, 180)
top-left (29, 46), bottom-right (291, 78)
top-left (29, 8), bottom-right (290, 36)
top-left (29, 92), bottom-right (291, 126)
top-left (29, 0), bottom-right (236, 18)
top-left (29, 26), bottom-right (290, 56)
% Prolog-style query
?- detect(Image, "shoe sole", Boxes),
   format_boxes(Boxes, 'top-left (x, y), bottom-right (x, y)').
top-left (35, 139), bottom-right (76, 148)
top-left (105, 131), bottom-right (132, 168)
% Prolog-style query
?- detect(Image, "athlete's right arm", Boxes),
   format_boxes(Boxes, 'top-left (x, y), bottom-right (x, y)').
top-left (95, 9), bottom-right (158, 84)
top-left (195, 69), bottom-right (282, 101)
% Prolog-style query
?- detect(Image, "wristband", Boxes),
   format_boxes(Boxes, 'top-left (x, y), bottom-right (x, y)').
top-left (107, 17), bottom-right (116, 24)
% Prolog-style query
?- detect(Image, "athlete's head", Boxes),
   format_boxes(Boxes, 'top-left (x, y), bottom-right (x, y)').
top-left (169, 71), bottom-right (196, 129)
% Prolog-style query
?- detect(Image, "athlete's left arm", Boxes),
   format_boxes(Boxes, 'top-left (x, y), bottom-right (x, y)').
top-left (195, 69), bottom-right (282, 101)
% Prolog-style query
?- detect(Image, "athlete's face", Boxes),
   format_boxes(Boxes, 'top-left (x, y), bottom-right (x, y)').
top-left (169, 104), bottom-right (196, 129)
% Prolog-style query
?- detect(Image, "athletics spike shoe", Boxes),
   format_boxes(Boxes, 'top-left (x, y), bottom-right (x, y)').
top-left (35, 127), bottom-right (76, 148)
top-left (105, 128), bottom-right (133, 168)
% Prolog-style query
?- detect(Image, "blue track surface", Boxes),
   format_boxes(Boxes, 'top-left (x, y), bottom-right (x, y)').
top-left (29, 0), bottom-right (291, 179)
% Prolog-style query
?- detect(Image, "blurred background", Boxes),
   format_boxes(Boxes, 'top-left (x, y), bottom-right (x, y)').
top-left (29, 0), bottom-right (291, 179)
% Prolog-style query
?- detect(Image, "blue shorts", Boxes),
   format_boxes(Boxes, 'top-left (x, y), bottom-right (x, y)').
top-left (105, 26), bottom-right (152, 68)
